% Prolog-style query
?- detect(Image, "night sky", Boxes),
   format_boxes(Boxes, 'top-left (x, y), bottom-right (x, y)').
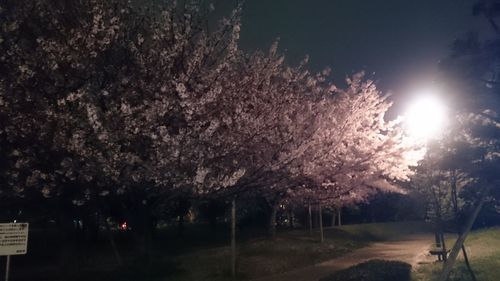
top-left (216, 0), bottom-right (485, 111)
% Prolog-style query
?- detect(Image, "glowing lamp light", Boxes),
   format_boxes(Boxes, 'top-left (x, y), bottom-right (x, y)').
top-left (404, 90), bottom-right (448, 141)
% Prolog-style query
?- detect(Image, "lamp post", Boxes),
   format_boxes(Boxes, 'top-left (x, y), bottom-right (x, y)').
top-left (404, 90), bottom-right (449, 256)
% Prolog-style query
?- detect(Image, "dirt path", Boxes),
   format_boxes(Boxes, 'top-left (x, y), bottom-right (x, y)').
top-left (253, 233), bottom-right (435, 281)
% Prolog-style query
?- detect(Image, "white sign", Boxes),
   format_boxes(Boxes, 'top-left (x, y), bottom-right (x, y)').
top-left (0, 223), bottom-right (28, 256)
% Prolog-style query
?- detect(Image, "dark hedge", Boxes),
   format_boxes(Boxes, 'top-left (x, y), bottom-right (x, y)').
top-left (319, 259), bottom-right (412, 281)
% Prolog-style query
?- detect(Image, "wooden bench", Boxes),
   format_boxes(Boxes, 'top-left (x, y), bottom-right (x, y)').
top-left (429, 248), bottom-right (450, 261)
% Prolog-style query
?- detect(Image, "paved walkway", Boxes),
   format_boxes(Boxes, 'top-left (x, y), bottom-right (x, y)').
top-left (253, 233), bottom-right (435, 281)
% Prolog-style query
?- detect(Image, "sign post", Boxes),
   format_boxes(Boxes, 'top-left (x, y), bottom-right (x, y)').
top-left (0, 223), bottom-right (29, 281)
top-left (4, 256), bottom-right (9, 281)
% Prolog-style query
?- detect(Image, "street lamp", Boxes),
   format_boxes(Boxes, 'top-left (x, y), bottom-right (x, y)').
top-left (404, 89), bottom-right (448, 142)
top-left (404, 88), bottom-right (450, 263)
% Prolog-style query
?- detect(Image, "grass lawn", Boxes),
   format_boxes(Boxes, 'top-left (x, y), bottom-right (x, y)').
top-left (412, 227), bottom-right (500, 281)
top-left (169, 229), bottom-right (364, 281)
top-left (168, 221), bottom-right (431, 281)
top-left (11, 221), bottom-right (432, 281)
top-left (337, 221), bottom-right (433, 241)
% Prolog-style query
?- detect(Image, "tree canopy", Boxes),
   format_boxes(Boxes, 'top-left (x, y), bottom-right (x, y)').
top-left (0, 0), bottom-right (420, 233)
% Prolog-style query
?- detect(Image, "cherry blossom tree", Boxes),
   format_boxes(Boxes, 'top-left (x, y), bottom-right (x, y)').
top-left (0, 0), bottom-right (246, 257)
top-left (261, 74), bottom-right (420, 238)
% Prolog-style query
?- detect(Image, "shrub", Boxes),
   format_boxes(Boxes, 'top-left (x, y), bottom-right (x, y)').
top-left (320, 259), bottom-right (412, 281)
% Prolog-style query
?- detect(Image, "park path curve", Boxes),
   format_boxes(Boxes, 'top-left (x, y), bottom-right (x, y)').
top-left (253, 233), bottom-right (435, 281)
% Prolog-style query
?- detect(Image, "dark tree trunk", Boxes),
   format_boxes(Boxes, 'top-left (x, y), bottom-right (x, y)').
top-left (434, 231), bottom-right (443, 261)
top-left (308, 204), bottom-right (313, 236)
top-left (105, 220), bottom-right (123, 266)
top-left (318, 203), bottom-right (324, 243)
top-left (209, 213), bottom-right (217, 231)
top-left (313, 207), bottom-right (318, 228)
top-left (231, 198), bottom-right (237, 278)
top-left (58, 217), bottom-right (74, 264)
top-left (440, 232), bottom-right (447, 262)
top-left (58, 210), bottom-right (78, 272)
top-left (288, 210), bottom-right (294, 228)
top-left (80, 212), bottom-right (99, 264)
top-left (450, 169), bottom-right (476, 281)
top-left (268, 202), bottom-right (279, 239)
top-left (82, 212), bottom-right (99, 243)
top-left (438, 189), bottom-right (489, 281)
top-left (462, 245), bottom-right (477, 281)
top-left (129, 206), bottom-right (154, 261)
top-left (177, 215), bottom-right (185, 236)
